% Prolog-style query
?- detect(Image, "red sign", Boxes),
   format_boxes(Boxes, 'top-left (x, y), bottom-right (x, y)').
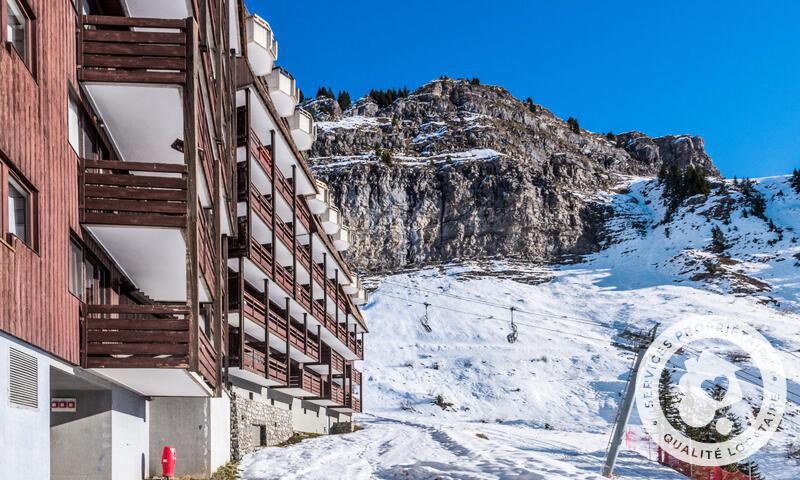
top-left (50, 397), bottom-right (77, 412)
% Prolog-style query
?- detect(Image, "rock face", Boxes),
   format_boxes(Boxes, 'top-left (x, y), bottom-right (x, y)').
top-left (304, 78), bottom-right (719, 273)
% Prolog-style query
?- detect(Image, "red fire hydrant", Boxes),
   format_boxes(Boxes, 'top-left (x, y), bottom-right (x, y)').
top-left (161, 446), bottom-right (176, 478)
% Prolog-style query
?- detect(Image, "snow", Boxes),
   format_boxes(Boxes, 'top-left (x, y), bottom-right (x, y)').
top-left (318, 115), bottom-right (383, 131)
top-left (241, 176), bottom-right (800, 479)
top-left (311, 149), bottom-right (504, 171)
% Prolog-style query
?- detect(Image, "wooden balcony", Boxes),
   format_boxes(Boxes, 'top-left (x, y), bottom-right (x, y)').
top-left (248, 129), bottom-right (274, 178)
top-left (308, 379), bottom-right (344, 407)
top-left (79, 15), bottom-right (191, 85)
top-left (274, 263), bottom-right (293, 293)
top-left (81, 159), bottom-right (188, 228)
top-left (320, 343), bottom-right (345, 374)
top-left (286, 366), bottom-right (322, 397)
top-left (229, 329), bottom-right (287, 386)
top-left (82, 303), bottom-right (218, 395)
top-left (289, 321), bottom-right (319, 362)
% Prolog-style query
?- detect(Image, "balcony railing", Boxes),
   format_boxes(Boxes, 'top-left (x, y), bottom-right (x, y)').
top-left (321, 343), bottom-right (345, 374)
top-left (289, 322), bottom-right (319, 361)
top-left (79, 15), bottom-right (191, 85)
top-left (274, 263), bottom-right (293, 293)
top-left (249, 184), bottom-right (273, 227)
top-left (248, 129), bottom-right (273, 177)
top-left (82, 303), bottom-right (217, 389)
top-left (289, 368), bottom-right (322, 396)
top-left (238, 342), bottom-right (287, 385)
top-left (323, 380), bottom-right (345, 405)
top-left (81, 159), bottom-right (188, 228)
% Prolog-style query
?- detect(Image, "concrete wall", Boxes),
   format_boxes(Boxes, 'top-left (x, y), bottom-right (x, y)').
top-left (149, 395), bottom-right (230, 478)
top-left (51, 389), bottom-right (113, 479)
top-left (0, 333), bottom-right (52, 480)
top-left (111, 387), bottom-right (149, 479)
top-left (50, 371), bottom-right (149, 480)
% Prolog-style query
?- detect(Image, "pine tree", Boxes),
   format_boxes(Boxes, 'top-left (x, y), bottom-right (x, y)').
top-left (791, 168), bottom-right (800, 194)
top-left (337, 90), bottom-right (351, 110)
top-left (316, 86), bottom-right (334, 99)
top-left (606, 131), bottom-right (616, 141)
top-left (710, 225), bottom-right (727, 253)
top-left (567, 117), bottom-right (580, 134)
top-left (470, 77), bottom-right (481, 86)
top-left (658, 369), bottom-right (682, 431)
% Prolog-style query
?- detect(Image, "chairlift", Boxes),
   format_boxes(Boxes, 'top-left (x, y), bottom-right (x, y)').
top-left (420, 302), bottom-right (432, 333)
top-left (506, 307), bottom-right (518, 343)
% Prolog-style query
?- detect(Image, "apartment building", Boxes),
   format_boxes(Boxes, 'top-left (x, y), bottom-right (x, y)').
top-left (0, 1), bottom-right (365, 478)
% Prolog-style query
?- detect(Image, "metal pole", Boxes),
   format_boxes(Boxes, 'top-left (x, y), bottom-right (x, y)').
top-left (601, 348), bottom-right (647, 478)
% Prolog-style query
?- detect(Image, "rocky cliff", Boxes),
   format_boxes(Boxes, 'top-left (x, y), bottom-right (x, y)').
top-left (304, 78), bottom-right (718, 273)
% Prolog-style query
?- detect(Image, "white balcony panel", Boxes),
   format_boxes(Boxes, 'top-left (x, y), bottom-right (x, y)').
top-left (308, 180), bottom-right (329, 214)
top-left (265, 68), bottom-right (298, 118)
top-left (289, 109), bottom-right (317, 151)
top-left (351, 288), bottom-right (368, 306)
top-left (87, 226), bottom-right (186, 302)
top-left (333, 226), bottom-right (350, 251)
top-left (123, 0), bottom-right (191, 19)
top-left (245, 15), bottom-right (278, 76)
top-left (342, 277), bottom-right (360, 295)
top-left (320, 207), bottom-right (341, 234)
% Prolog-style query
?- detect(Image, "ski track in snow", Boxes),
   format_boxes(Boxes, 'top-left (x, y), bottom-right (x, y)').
top-left (241, 176), bottom-right (800, 479)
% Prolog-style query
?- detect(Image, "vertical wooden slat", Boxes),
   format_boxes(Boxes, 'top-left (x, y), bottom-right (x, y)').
top-left (185, 17), bottom-right (201, 373)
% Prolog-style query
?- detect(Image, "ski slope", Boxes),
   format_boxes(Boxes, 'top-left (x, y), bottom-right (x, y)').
top-left (241, 176), bottom-right (800, 479)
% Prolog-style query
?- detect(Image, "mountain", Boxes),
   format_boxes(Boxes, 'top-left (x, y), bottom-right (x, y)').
top-left (241, 175), bottom-right (800, 479)
top-left (303, 78), bottom-right (717, 273)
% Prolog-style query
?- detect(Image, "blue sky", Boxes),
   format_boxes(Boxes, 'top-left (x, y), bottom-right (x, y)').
top-left (249, 0), bottom-right (800, 178)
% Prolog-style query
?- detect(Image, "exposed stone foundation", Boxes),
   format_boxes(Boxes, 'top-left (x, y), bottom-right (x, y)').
top-left (230, 391), bottom-right (293, 460)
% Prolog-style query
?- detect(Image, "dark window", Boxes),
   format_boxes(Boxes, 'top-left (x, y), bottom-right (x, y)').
top-left (68, 91), bottom-right (109, 159)
top-left (83, 253), bottom-right (109, 305)
top-left (69, 237), bottom-right (83, 299)
top-left (5, 0), bottom-right (32, 69)
top-left (258, 425), bottom-right (267, 446)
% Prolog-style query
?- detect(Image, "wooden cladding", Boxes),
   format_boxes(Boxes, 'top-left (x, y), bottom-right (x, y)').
top-left (79, 15), bottom-right (190, 85)
top-left (81, 159), bottom-right (188, 228)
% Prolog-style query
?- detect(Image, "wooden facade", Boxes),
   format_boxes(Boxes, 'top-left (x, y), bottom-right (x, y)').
top-left (0, 0), bottom-right (82, 364)
top-left (1, 0), bottom-right (364, 407)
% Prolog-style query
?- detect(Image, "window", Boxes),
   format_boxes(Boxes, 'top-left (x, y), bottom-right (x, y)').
top-left (6, 0), bottom-right (31, 67)
top-left (0, 159), bottom-right (37, 250)
top-left (69, 237), bottom-right (83, 299)
top-left (7, 176), bottom-right (28, 243)
top-left (68, 95), bottom-right (81, 153)
top-left (83, 253), bottom-right (109, 305)
top-left (67, 90), bottom-right (109, 159)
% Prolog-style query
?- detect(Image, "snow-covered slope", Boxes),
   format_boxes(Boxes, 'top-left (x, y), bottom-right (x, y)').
top-left (241, 176), bottom-right (800, 479)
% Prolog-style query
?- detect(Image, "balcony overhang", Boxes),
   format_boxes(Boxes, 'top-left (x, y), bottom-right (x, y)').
top-left (264, 67), bottom-right (298, 118)
top-left (245, 14), bottom-right (278, 76)
top-left (307, 180), bottom-right (329, 215)
top-left (289, 109), bottom-right (316, 151)
top-left (333, 226), bottom-right (351, 251)
top-left (351, 288), bottom-right (369, 306)
top-left (89, 368), bottom-right (212, 397)
top-left (320, 207), bottom-right (341, 234)
top-left (86, 226), bottom-right (187, 302)
top-left (122, 0), bottom-right (191, 19)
